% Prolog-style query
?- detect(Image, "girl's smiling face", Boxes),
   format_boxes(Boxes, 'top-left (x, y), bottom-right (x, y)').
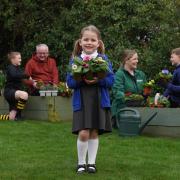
top-left (79, 30), bottom-right (99, 54)
top-left (11, 54), bottom-right (22, 66)
top-left (170, 53), bottom-right (180, 66)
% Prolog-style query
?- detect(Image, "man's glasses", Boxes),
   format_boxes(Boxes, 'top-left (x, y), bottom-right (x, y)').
top-left (37, 52), bottom-right (49, 55)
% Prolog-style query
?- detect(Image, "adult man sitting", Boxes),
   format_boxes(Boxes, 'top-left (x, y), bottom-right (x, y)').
top-left (25, 44), bottom-right (59, 95)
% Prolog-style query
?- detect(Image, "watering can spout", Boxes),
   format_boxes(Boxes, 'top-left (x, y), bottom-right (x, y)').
top-left (139, 112), bottom-right (157, 134)
top-left (116, 108), bottom-right (157, 136)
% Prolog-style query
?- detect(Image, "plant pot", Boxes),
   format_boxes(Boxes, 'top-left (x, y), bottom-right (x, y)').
top-left (143, 87), bottom-right (152, 96)
top-left (45, 91), bottom-right (52, 96)
top-left (39, 90), bottom-right (58, 96)
top-left (51, 90), bottom-right (58, 96)
top-left (39, 91), bottom-right (46, 96)
top-left (126, 100), bottom-right (144, 107)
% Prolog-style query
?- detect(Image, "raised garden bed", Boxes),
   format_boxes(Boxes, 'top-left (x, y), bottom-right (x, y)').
top-left (133, 107), bottom-right (180, 137)
top-left (0, 96), bottom-right (72, 122)
top-left (1, 96), bottom-right (180, 137)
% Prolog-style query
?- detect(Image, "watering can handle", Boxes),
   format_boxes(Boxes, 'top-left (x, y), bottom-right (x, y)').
top-left (116, 108), bottom-right (139, 115)
top-left (115, 108), bottom-right (140, 129)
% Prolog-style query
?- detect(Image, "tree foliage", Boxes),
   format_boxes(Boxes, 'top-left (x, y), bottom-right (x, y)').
top-left (0, 0), bottom-right (179, 80)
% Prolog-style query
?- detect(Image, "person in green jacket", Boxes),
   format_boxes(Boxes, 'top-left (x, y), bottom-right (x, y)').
top-left (111, 49), bottom-right (147, 126)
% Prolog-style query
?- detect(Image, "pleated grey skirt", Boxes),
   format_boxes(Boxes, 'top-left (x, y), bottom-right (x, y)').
top-left (72, 84), bottom-right (112, 135)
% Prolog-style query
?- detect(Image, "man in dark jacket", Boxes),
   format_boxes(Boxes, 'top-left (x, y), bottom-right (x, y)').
top-left (25, 44), bottom-right (59, 95)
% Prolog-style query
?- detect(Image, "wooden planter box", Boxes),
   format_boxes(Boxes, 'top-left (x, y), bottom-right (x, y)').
top-left (1, 96), bottom-right (180, 137)
top-left (132, 107), bottom-right (180, 137)
top-left (0, 96), bottom-right (72, 121)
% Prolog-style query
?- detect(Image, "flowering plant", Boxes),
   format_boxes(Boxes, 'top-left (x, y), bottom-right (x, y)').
top-left (147, 95), bottom-right (170, 108)
top-left (143, 80), bottom-right (155, 96)
top-left (57, 82), bottom-right (72, 97)
top-left (36, 80), bottom-right (45, 89)
top-left (71, 56), bottom-right (109, 80)
top-left (124, 92), bottom-right (144, 107)
top-left (143, 80), bottom-right (155, 88)
top-left (125, 93), bottom-right (144, 101)
top-left (155, 69), bottom-right (172, 86)
top-left (36, 80), bottom-right (57, 90)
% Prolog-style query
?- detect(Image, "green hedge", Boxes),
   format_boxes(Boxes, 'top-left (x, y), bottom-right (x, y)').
top-left (0, 0), bottom-right (179, 80)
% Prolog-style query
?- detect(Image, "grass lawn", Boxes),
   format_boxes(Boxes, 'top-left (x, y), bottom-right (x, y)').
top-left (0, 120), bottom-right (180, 180)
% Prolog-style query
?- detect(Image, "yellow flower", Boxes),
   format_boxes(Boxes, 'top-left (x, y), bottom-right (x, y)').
top-left (150, 80), bottom-right (155, 83)
top-left (97, 57), bottom-right (105, 63)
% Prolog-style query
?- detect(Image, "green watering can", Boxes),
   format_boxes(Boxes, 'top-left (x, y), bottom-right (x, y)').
top-left (116, 108), bottom-right (157, 136)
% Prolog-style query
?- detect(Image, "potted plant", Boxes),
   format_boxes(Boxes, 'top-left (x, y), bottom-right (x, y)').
top-left (155, 69), bottom-right (172, 87)
top-left (147, 95), bottom-right (170, 108)
top-left (57, 82), bottom-right (72, 97)
top-left (38, 82), bottom-right (58, 96)
top-left (125, 93), bottom-right (144, 107)
top-left (70, 55), bottom-right (109, 81)
top-left (143, 80), bottom-right (155, 96)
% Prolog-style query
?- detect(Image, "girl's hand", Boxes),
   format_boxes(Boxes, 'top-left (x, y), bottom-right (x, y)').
top-left (84, 77), bottom-right (98, 85)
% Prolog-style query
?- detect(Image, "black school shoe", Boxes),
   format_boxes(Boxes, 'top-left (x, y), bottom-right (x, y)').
top-left (76, 164), bottom-right (86, 174)
top-left (87, 164), bottom-right (97, 173)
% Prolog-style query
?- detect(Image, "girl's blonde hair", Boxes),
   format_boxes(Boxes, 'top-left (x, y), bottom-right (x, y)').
top-left (121, 49), bottom-right (137, 67)
top-left (72, 25), bottom-right (105, 57)
top-left (171, 48), bottom-right (180, 56)
top-left (7, 51), bottom-right (21, 61)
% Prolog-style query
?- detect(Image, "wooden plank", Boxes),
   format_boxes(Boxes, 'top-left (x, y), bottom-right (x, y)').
top-left (143, 126), bottom-right (180, 138)
top-left (135, 107), bottom-right (180, 126)
top-left (54, 96), bottom-right (73, 121)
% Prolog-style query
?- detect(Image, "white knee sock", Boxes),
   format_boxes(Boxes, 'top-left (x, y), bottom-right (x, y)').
top-left (77, 139), bottom-right (88, 165)
top-left (88, 138), bottom-right (99, 164)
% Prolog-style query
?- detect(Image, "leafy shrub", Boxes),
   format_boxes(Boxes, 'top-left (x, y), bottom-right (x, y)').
top-left (0, 0), bottom-right (179, 80)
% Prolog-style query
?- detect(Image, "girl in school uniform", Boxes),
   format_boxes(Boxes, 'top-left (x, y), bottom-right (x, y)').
top-left (67, 25), bottom-right (114, 173)
top-left (3, 52), bottom-right (30, 120)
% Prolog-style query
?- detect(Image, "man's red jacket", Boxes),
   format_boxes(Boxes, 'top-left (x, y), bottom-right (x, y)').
top-left (25, 54), bottom-right (59, 86)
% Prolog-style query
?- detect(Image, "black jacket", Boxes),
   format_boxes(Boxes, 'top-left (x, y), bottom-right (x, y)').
top-left (4, 64), bottom-right (29, 90)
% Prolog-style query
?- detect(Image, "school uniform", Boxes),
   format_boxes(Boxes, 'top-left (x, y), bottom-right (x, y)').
top-left (4, 64), bottom-right (29, 110)
top-left (67, 53), bottom-right (114, 135)
top-left (164, 65), bottom-right (180, 107)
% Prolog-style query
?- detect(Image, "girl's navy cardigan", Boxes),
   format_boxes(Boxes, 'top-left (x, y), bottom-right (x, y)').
top-left (164, 65), bottom-right (180, 103)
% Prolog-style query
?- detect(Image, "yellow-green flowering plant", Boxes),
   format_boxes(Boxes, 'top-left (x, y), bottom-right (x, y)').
top-left (143, 80), bottom-right (155, 96)
top-left (57, 82), bottom-right (72, 97)
top-left (143, 80), bottom-right (155, 88)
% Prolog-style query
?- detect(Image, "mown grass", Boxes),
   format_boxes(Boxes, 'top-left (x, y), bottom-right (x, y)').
top-left (0, 120), bottom-right (180, 180)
